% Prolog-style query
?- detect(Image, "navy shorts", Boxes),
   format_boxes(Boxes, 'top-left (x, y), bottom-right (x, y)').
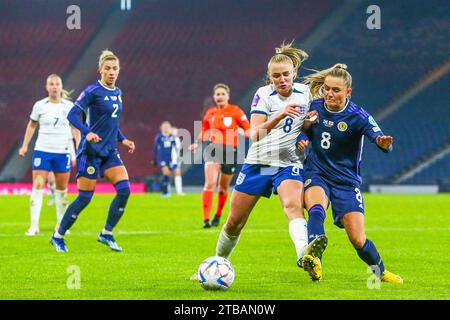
top-left (76, 150), bottom-right (124, 179)
top-left (303, 172), bottom-right (364, 228)
top-left (234, 164), bottom-right (304, 198)
top-left (158, 160), bottom-right (179, 170)
top-left (32, 150), bottom-right (71, 173)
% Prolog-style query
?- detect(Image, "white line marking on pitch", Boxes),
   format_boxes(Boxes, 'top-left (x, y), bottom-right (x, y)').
top-left (0, 226), bottom-right (449, 238)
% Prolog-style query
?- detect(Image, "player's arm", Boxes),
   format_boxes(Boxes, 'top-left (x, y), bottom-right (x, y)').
top-left (18, 119), bottom-right (38, 157)
top-left (190, 110), bottom-right (210, 151)
top-left (250, 104), bottom-right (301, 141)
top-left (67, 106), bottom-right (101, 143)
top-left (118, 128), bottom-right (135, 154)
top-left (296, 109), bottom-right (318, 152)
top-left (67, 90), bottom-right (102, 143)
top-left (71, 126), bottom-right (81, 150)
top-left (361, 115), bottom-right (393, 153)
top-left (152, 135), bottom-right (160, 165)
top-left (235, 108), bottom-right (251, 138)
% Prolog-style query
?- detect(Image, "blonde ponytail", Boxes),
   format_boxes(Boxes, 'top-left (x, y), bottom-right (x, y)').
top-left (61, 88), bottom-right (73, 100)
top-left (303, 63), bottom-right (352, 99)
top-left (267, 41), bottom-right (309, 83)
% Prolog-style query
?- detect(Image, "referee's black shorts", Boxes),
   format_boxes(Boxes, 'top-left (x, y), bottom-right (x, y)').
top-left (202, 142), bottom-right (238, 175)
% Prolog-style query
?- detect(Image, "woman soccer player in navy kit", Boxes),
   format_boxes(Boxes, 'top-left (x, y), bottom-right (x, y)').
top-left (153, 121), bottom-right (184, 197)
top-left (297, 64), bottom-right (403, 283)
top-left (50, 50), bottom-right (135, 252)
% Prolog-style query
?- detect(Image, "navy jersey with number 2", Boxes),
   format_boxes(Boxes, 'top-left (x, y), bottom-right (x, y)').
top-left (67, 80), bottom-right (126, 179)
top-left (72, 80), bottom-right (125, 157)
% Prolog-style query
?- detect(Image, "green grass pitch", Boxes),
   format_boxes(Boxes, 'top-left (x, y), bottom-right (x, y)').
top-left (0, 193), bottom-right (449, 300)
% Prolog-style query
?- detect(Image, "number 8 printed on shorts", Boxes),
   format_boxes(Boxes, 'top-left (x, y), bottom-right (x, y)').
top-left (355, 188), bottom-right (364, 209)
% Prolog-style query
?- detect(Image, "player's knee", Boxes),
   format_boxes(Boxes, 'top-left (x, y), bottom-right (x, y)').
top-left (203, 183), bottom-right (215, 191)
top-left (349, 234), bottom-right (366, 249)
top-left (33, 175), bottom-right (45, 189)
top-left (115, 180), bottom-right (131, 199)
top-left (78, 190), bottom-right (94, 207)
top-left (223, 220), bottom-right (242, 237)
top-left (282, 200), bottom-right (302, 216)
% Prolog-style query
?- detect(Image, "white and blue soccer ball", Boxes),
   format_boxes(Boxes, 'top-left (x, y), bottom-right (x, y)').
top-left (197, 256), bottom-right (235, 291)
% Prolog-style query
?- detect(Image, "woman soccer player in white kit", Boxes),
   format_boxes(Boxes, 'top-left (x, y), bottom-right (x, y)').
top-left (19, 74), bottom-right (80, 236)
top-left (193, 42), bottom-right (326, 280)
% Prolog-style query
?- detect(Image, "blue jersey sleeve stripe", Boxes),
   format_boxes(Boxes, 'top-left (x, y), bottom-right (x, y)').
top-left (251, 110), bottom-right (268, 115)
top-left (75, 103), bottom-right (84, 111)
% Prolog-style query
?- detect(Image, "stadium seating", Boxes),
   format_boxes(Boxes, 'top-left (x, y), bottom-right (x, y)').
top-left (1, 0), bottom-right (448, 187)
top-left (304, 0), bottom-right (450, 186)
top-left (0, 0), bottom-right (114, 169)
top-left (305, 0), bottom-right (450, 114)
top-left (405, 152), bottom-right (450, 186)
top-left (110, 0), bottom-right (338, 179)
top-left (361, 72), bottom-right (450, 184)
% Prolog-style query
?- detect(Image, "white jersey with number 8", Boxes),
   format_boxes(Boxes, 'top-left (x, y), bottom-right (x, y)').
top-left (245, 83), bottom-right (312, 168)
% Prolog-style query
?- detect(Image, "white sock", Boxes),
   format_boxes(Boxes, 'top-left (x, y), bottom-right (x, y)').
top-left (175, 175), bottom-right (183, 194)
top-left (215, 228), bottom-right (240, 259)
top-left (30, 188), bottom-right (44, 229)
top-left (102, 228), bottom-right (113, 235)
top-left (289, 218), bottom-right (308, 260)
top-left (48, 182), bottom-right (56, 196)
top-left (55, 189), bottom-right (68, 225)
top-left (54, 231), bottom-right (64, 238)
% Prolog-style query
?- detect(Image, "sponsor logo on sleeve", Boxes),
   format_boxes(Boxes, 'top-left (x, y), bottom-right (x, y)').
top-left (76, 91), bottom-right (85, 102)
top-left (251, 94), bottom-right (261, 107)
top-left (372, 126), bottom-right (381, 132)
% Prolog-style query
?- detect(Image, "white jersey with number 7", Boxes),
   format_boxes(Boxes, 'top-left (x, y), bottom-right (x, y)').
top-left (30, 97), bottom-right (74, 154)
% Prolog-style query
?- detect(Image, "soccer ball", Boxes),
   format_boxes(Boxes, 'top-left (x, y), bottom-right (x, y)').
top-left (197, 256), bottom-right (235, 290)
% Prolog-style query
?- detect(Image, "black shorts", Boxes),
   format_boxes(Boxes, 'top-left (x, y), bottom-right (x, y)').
top-left (203, 143), bottom-right (238, 175)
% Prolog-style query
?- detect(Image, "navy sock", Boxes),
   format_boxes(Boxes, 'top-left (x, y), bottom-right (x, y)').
top-left (161, 175), bottom-right (170, 195)
top-left (307, 204), bottom-right (326, 244)
top-left (105, 180), bottom-right (130, 232)
top-left (356, 239), bottom-right (385, 275)
top-left (58, 190), bottom-right (93, 235)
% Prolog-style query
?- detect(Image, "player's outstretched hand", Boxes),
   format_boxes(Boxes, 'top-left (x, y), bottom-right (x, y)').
top-left (86, 132), bottom-right (102, 143)
top-left (18, 146), bottom-right (27, 157)
top-left (303, 110), bottom-right (319, 131)
top-left (122, 139), bottom-right (135, 154)
top-left (296, 140), bottom-right (309, 152)
top-left (376, 135), bottom-right (393, 150)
